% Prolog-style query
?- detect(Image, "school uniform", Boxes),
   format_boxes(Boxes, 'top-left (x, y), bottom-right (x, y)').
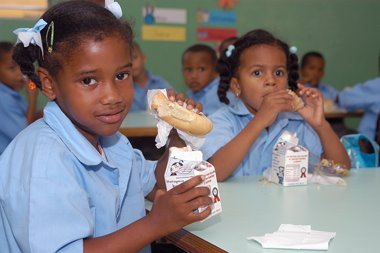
top-left (187, 77), bottom-right (235, 116)
top-left (131, 71), bottom-right (172, 111)
top-left (338, 77), bottom-right (380, 140)
top-left (305, 82), bottom-right (339, 101)
top-left (0, 82), bottom-right (27, 154)
top-left (201, 99), bottom-right (323, 176)
top-left (0, 101), bottom-right (156, 253)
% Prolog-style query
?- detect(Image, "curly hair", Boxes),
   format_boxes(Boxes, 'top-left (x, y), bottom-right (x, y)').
top-left (13, 0), bottom-right (133, 89)
top-left (217, 29), bottom-right (299, 104)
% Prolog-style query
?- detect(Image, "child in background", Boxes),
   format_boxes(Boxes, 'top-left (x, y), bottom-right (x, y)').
top-left (299, 51), bottom-right (339, 102)
top-left (0, 41), bottom-right (39, 154)
top-left (337, 77), bottom-right (380, 141)
top-left (201, 29), bottom-right (350, 181)
top-left (182, 44), bottom-right (234, 116)
top-left (299, 51), bottom-right (355, 137)
top-left (131, 41), bottom-right (172, 111)
top-left (0, 1), bottom-right (212, 252)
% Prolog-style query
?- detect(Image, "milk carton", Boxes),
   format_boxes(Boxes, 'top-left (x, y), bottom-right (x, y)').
top-left (165, 146), bottom-right (222, 221)
top-left (272, 131), bottom-right (309, 186)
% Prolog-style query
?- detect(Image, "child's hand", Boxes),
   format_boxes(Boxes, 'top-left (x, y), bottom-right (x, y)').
top-left (148, 175), bottom-right (212, 237)
top-left (297, 83), bottom-right (326, 128)
top-left (167, 89), bottom-right (203, 113)
top-left (254, 90), bottom-right (294, 128)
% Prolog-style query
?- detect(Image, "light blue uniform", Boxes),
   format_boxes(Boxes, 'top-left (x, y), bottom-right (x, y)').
top-left (0, 83), bottom-right (27, 154)
top-left (187, 77), bottom-right (235, 116)
top-left (0, 101), bottom-right (156, 253)
top-left (338, 77), bottom-right (380, 140)
top-left (305, 82), bottom-right (339, 101)
top-left (201, 99), bottom-right (323, 176)
top-left (131, 71), bottom-right (172, 111)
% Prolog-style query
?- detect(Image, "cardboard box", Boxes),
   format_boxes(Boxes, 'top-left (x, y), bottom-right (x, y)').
top-left (165, 147), bottom-right (222, 221)
top-left (272, 132), bottom-right (309, 186)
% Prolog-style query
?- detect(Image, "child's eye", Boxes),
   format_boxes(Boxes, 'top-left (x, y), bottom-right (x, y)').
top-left (274, 70), bottom-right (285, 77)
top-left (116, 72), bottom-right (129, 81)
top-left (252, 70), bottom-right (262, 77)
top-left (199, 67), bottom-right (205, 72)
top-left (82, 77), bottom-right (97, 86)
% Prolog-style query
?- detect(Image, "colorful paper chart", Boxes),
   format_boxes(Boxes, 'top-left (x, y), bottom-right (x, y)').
top-left (196, 27), bottom-right (237, 42)
top-left (142, 25), bottom-right (186, 42)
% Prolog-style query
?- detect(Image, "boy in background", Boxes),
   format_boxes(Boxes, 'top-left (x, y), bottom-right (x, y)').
top-left (0, 41), bottom-right (39, 154)
top-left (299, 51), bottom-right (339, 103)
top-left (131, 41), bottom-right (172, 111)
top-left (182, 44), bottom-right (232, 116)
top-left (299, 51), bottom-right (355, 137)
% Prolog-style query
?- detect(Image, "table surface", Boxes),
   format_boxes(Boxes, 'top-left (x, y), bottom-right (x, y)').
top-left (324, 109), bottom-right (364, 119)
top-left (119, 111), bottom-right (158, 137)
top-left (155, 168), bottom-right (380, 253)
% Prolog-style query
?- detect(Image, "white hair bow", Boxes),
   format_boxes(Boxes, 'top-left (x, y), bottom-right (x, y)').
top-left (105, 0), bottom-right (123, 19)
top-left (13, 19), bottom-right (47, 57)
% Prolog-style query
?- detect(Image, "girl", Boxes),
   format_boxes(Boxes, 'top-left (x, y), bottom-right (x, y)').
top-left (202, 29), bottom-right (350, 181)
top-left (0, 1), bottom-right (212, 252)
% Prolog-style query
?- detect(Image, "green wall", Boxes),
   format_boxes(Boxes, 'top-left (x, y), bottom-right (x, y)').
top-left (1, 0), bottom-right (379, 116)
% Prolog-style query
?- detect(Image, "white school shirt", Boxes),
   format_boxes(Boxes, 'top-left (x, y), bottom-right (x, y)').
top-left (0, 101), bottom-right (156, 253)
top-left (201, 99), bottom-right (323, 176)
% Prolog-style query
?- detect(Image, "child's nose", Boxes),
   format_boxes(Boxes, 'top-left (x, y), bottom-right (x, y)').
top-left (100, 81), bottom-right (123, 105)
top-left (264, 73), bottom-right (276, 87)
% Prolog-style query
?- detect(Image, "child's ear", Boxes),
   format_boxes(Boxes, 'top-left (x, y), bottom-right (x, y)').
top-left (230, 77), bottom-right (241, 97)
top-left (37, 67), bottom-right (56, 100)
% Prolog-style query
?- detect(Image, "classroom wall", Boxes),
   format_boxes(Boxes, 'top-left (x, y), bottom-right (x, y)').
top-left (1, 0), bottom-right (379, 111)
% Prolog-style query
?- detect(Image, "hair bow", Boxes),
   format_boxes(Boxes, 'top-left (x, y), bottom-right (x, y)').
top-left (289, 46), bottom-right (297, 54)
top-left (13, 19), bottom-right (47, 57)
top-left (105, 0), bottom-right (123, 19)
top-left (225, 44), bottom-right (235, 58)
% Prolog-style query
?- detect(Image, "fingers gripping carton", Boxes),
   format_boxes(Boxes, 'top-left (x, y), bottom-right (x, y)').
top-left (165, 146), bottom-right (222, 220)
top-left (272, 131), bottom-right (309, 186)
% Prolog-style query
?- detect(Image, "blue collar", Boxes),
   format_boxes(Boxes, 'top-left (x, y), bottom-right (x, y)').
top-left (187, 77), bottom-right (220, 97)
top-left (0, 82), bottom-right (20, 96)
top-left (43, 101), bottom-right (130, 168)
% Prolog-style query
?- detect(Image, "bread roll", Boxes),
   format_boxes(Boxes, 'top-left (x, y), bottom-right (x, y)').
top-left (151, 91), bottom-right (213, 136)
top-left (287, 89), bottom-right (304, 111)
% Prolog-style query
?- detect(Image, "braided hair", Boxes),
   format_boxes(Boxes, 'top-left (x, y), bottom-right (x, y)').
top-left (217, 29), bottom-right (299, 104)
top-left (13, 0), bottom-right (133, 89)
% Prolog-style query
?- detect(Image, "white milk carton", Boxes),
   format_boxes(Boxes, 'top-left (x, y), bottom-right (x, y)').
top-left (272, 131), bottom-right (309, 186)
top-left (165, 146), bottom-right (222, 221)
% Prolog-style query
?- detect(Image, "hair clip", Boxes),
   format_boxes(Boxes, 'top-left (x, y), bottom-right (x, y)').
top-left (225, 44), bottom-right (235, 58)
top-left (13, 19), bottom-right (47, 58)
top-left (45, 21), bottom-right (54, 54)
top-left (105, 0), bottom-right (123, 19)
top-left (289, 46), bottom-right (297, 54)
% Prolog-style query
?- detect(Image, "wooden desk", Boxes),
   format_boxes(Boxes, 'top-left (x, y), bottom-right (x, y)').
top-left (325, 109), bottom-right (364, 119)
top-left (152, 168), bottom-right (380, 253)
top-left (119, 111), bottom-right (157, 137)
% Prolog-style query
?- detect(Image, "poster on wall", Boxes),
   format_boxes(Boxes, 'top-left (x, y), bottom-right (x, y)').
top-left (196, 0), bottom-right (239, 44)
top-left (142, 4), bottom-right (187, 42)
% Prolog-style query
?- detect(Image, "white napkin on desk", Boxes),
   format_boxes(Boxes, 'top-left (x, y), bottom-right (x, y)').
top-left (247, 224), bottom-right (336, 250)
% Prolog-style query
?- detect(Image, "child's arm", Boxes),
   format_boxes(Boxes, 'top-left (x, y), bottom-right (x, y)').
top-left (297, 84), bottom-right (351, 169)
top-left (25, 82), bottom-right (38, 124)
top-left (209, 90), bottom-right (294, 181)
top-left (83, 175), bottom-right (212, 253)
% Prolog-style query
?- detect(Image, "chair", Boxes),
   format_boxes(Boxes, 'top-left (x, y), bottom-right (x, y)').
top-left (340, 134), bottom-right (379, 168)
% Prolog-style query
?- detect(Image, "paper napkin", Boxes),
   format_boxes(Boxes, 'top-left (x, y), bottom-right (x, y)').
top-left (247, 224), bottom-right (336, 250)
